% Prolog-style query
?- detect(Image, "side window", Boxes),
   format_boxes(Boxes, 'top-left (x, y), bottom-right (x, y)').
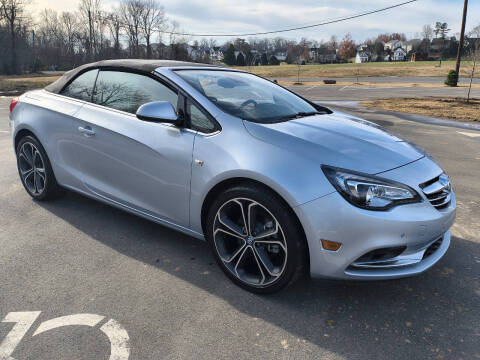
top-left (60, 69), bottom-right (98, 102)
top-left (188, 101), bottom-right (217, 133)
top-left (93, 71), bottom-right (178, 114)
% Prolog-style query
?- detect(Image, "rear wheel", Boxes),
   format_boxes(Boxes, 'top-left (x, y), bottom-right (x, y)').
top-left (206, 184), bottom-right (307, 294)
top-left (16, 135), bottom-right (64, 201)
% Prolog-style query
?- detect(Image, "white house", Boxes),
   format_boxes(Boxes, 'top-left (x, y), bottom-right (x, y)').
top-left (393, 47), bottom-right (407, 61)
top-left (355, 51), bottom-right (369, 63)
top-left (384, 40), bottom-right (403, 50)
top-left (210, 47), bottom-right (224, 62)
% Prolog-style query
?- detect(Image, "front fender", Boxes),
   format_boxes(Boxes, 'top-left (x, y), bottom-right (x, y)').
top-left (189, 115), bottom-right (335, 235)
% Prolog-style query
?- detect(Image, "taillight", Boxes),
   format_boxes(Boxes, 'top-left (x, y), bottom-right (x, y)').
top-left (9, 97), bottom-right (19, 113)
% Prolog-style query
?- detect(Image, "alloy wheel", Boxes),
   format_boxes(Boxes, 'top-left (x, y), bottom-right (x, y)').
top-left (213, 198), bottom-right (288, 286)
top-left (18, 142), bottom-right (46, 196)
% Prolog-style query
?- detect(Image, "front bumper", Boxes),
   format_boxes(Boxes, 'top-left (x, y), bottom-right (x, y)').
top-left (294, 158), bottom-right (456, 280)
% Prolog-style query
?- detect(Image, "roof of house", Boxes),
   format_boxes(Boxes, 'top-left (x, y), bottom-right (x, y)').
top-left (357, 51), bottom-right (369, 57)
top-left (45, 59), bottom-right (222, 94)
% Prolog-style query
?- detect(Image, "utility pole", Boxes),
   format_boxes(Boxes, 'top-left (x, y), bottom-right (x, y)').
top-left (455, 0), bottom-right (468, 77)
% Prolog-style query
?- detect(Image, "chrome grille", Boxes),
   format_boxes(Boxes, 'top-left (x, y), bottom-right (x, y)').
top-left (420, 174), bottom-right (451, 210)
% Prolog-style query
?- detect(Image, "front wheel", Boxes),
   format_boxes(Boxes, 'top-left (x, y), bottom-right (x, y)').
top-left (206, 184), bottom-right (307, 294)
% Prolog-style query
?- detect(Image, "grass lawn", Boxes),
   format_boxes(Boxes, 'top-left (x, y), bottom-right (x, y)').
top-left (361, 97), bottom-right (480, 122)
top-left (0, 75), bottom-right (60, 92)
top-left (234, 61), bottom-right (479, 79)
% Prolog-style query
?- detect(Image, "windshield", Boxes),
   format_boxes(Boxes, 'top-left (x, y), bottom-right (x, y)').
top-left (175, 70), bottom-right (327, 123)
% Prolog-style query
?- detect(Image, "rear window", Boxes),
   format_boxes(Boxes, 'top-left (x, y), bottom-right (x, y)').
top-left (60, 69), bottom-right (98, 102)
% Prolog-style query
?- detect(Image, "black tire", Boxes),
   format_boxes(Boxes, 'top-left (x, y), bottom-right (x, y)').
top-left (206, 183), bottom-right (307, 294)
top-left (16, 135), bottom-right (64, 201)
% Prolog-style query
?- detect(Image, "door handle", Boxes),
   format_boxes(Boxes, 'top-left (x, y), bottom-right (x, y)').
top-left (78, 126), bottom-right (95, 137)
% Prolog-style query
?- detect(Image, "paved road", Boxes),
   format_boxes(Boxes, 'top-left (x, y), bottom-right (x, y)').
top-left (287, 83), bottom-right (480, 101)
top-left (276, 76), bottom-right (480, 85)
top-left (0, 96), bottom-right (479, 360)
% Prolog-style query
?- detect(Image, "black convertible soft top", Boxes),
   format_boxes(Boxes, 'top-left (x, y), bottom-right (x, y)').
top-left (45, 59), bottom-right (222, 94)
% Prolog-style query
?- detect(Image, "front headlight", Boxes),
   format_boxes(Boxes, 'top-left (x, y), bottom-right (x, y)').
top-left (322, 165), bottom-right (422, 210)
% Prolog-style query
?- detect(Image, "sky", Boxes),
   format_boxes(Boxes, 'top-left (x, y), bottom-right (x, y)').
top-left (30, 0), bottom-right (480, 42)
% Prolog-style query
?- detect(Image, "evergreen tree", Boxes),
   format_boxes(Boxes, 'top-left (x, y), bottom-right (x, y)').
top-left (260, 53), bottom-right (268, 65)
top-left (224, 44), bottom-right (236, 65)
top-left (236, 52), bottom-right (246, 66)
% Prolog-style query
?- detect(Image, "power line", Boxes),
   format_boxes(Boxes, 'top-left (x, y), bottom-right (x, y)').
top-left (153, 0), bottom-right (418, 37)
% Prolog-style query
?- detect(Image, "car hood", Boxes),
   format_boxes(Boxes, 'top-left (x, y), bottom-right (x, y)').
top-left (243, 111), bottom-right (425, 174)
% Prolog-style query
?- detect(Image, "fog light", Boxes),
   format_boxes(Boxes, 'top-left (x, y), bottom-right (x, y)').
top-left (321, 239), bottom-right (342, 251)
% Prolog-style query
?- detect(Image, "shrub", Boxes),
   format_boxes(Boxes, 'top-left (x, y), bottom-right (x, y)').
top-left (445, 70), bottom-right (458, 87)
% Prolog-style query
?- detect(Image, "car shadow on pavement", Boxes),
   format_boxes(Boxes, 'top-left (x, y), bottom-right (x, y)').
top-left (38, 191), bottom-right (479, 360)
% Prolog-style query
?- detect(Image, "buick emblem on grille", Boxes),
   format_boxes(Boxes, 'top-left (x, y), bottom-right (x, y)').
top-left (439, 174), bottom-right (451, 193)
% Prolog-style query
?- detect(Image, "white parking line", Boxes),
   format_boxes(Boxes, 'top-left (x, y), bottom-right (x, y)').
top-left (100, 319), bottom-right (131, 360)
top-left (339, 85), bottom-right (396, 91)
top-left (457, 131), bottom-right (480, 138)
top-left (0, 312), bottom-right (41, 359)
top-left (1, 311), bottom-right (130, 359)
top-left (33, 314), bottom-right (105, 336)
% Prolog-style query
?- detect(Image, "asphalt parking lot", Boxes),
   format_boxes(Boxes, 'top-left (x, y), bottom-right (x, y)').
top-left (287, 82), bottom-right (480, 101)
top-left (0, 94), bottom-right (479, 360)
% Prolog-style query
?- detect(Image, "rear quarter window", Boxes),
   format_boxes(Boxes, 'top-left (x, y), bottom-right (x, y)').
top-left (60, 69), bottom-right (99, 102)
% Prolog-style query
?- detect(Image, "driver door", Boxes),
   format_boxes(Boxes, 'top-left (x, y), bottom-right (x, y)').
top-left (70, 70), bottom-right (195, 228)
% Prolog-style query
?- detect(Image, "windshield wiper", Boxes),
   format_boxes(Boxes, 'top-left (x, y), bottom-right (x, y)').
top-left (280, 111), bottom-right (323, 120)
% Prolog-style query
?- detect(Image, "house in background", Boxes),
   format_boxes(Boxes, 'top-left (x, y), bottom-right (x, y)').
top-left (210, 47), bottom-right (224, 62)
top-left (355, 51), bottom-right (369, 63)
top-left (274, 51), bottom-right (287, 62)
top-left (384, 40), bottom-right (403, 50)
top-left (393, 47), bottom-right (407, 61)
top-left (317, 53), bottom-right (337, 63)
top-left (309, 47), bottom-right (337, 63)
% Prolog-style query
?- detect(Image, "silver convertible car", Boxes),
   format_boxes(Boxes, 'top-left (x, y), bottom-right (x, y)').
top-left (10, 60), bottom-right (456, 293)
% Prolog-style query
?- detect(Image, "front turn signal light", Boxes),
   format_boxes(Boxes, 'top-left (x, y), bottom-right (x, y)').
top-left (321, 239), bottom-right (342, 251)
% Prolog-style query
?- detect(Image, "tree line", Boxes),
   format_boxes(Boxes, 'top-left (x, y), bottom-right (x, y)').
top-left (0, 0), bottom-right (188, 74)
top-left (1, 0), bottom-right (479, 75)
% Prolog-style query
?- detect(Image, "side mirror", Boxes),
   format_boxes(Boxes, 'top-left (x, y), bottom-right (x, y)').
top-left (136, 101), bottom-right (182, 125)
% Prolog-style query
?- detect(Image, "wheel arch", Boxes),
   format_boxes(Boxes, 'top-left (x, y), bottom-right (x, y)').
top-left (14, 127), bottom-right (38, 151)
top-left (200, 177), bottom-right (310, 270)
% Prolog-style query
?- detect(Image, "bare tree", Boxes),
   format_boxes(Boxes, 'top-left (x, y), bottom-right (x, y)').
top-left (469, 24), bottom-right (480, 38)
top-left (421, 24), bottom-right (434, 40)
top-left (328, 35), bottom-right (338, 52)
top-left (105, 8), bottom-right (122, 57)
top-left (38, 9), bottom-right (62, 68)
top-left (466, 41), bottom-right (479, 103)
top-left (140, 0), bottom-right (165, 59)
top-left (121, 0), bottom-right (144, 57)
top-left (61, 12), bottom-right (80, 66)
top-left (1, 0), bottom-right (31, 74)
top-left (79, 0), bottom-right (102, 61)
